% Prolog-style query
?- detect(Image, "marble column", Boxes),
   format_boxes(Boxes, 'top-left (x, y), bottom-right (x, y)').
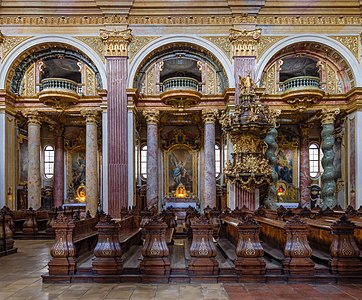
top-left (229, 29), bottom-right (261, 104)
top-left (50, 125), bottom-right (64, 208)
top-left (264, 127), bottom-right (278, 209)
top-left (319, 109), bottom-right (340, 208)
top-left (100, 28), bottom-right (132, 217)
top-left (82, 110), bottom-right (99, 217)
top-left (299, 125), bottom-right (312, 207)
top-left (23, 111), bottom-right (42, 209)
top-left (202, 110), bottom-right (218, 208)
top-left (143, 110), bottom-right (159, 208)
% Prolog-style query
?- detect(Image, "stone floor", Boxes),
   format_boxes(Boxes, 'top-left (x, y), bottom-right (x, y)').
top-left (1, 240), bottom-right (362, 300)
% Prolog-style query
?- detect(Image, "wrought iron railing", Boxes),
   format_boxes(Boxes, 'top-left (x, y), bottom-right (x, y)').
top-left (160, 77), bottom-right (202, 92)
top-left (279, 76), bottom-right (321, 92)
top-left (39, 78), bottom-right (82, 95)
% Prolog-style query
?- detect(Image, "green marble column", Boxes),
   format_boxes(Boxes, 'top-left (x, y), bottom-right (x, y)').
top-left (319, 109), bottom-right (340, 208)
top-left (264, 127), bottom-right (278, 209)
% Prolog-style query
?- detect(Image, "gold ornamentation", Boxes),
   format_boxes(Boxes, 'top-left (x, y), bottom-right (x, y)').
top-left (23, 110), bottom-right (42, 125)
top-left (85, 66), bottom-right (96, 96)
top-left (143, 109), bottom-right (160, 125)
top-left (286, 96), bottom-right (320, 112)
top-left (129, 36), bottom-right (160, 61)
top-left (319, 108), bottom-right (340, 125)
top-left (201, 36), bottom-right (231, 61)
top-left (100, 29), bottom-right (132, 57)
top-left (74, 36), bottom-right (105, 62)
top-left (239, 73), bottom-right (257, 96)
top-left (229, 28), bottom-right (261, 57)
top-left (198, 237), bottom-right (209, 256)
top-left (49, 125), bottom-right (64, 137)
top-left (202, 109), bottom-right (218, 124)
top-left (326, 64), bottom-right (338, 94)
top-left (0, 31), bottom-right (3, 44)
top-left (257, 36), bottom-right (286, 60)
top-left (150, 237), bottom-right (161, 255)
top-left (331, 35), bottom-right (360, 62)
top-left (24, 64), bottom-right (36, 96)
top-left (291, 237), bottom-right (305, 256)
top-left (81, 109), bottom-right (100, 124)
top-left (341, 238), bottom-right (353, 256)
top-left (53, 237), bottom-right (66, 256)
top-left (206, 64), bottom-right (216, 95)
top-left (2, 36), bottom-right (33, 61)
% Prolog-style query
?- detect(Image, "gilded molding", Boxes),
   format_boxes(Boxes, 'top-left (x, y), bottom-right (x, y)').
top-left (0, 31), bottom-right (3, 44)
top-left (1, 15), bottom-right (362, 26)
top-left (229, 29), bottom-right (261, 57)
top-left (2, 36), bottom-right (33, 61)
top-left (129, 36), bottom-right (160, 61)
top-left (23, 110), bottom-right (42, 125)
top-left (319, 108), bottom-right (340, 125)
top-left (330, 35), bottom-right (360, 62)
top-left (201, 36), bottom-right (231, 61)
top-left (257, 36), bottom-right (286, 60)
top-left (202, 109), bottom-right (218, 124)
top-left (100, 29), bottom-right (132, 57)
top-left (143, 109), bottom-right (160, 125)
top-left (74, 36), bottom-right (105, 62)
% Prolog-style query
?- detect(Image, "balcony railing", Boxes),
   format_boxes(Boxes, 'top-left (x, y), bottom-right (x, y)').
top-left (160, 77), bottom-right (202, 92)
top-left (39, 78), bottom-right (82, 95)
top-left (279, 76), bottom-right (321, 93)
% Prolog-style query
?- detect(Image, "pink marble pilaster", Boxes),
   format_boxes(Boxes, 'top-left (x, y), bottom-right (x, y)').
top-left (51, 126), bottom-right (64, 208)
top-left (82, 110), bottom-right (99, 217)
top-left (234, 57), bottom-right (256, 104)
top-left (106, 57), bottom-right (128, 217)
top-left (300, 126), bottom-right (311, 207)
top-left (202, 110), bottom-right (218, 208)
top-left (24, 111), bottom-right (42, 209)
top-left (143, 110), bottom-right (159, 208)
top-left (235, 184), bottom-right (256, 210)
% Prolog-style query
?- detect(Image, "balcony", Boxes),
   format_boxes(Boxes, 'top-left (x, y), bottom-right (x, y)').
top-left (38, 78), bottom-right (81, 110)
top-left (278, 76), bottom-right (325, 111)
top-left (160, 77), bottom-right (202, 93)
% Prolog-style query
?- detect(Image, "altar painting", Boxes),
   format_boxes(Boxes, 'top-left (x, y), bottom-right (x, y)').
top-left (18, 135), bottom-right (28, 185)
top-left (164, 145), bottom-right (197, 196)
top-left (66, 149), bottom-right (86, 201)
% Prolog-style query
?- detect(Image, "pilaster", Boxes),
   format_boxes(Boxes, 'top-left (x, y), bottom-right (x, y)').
top-left (50, 125), bottom-right (64, 208)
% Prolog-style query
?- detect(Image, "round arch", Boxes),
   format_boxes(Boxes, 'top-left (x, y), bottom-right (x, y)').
top-left (128, 35), bottom-right (234, 88)
top-left (256, 34), bottom-right (362, 87)
top-left (0, 35), bottom-right (107, 91)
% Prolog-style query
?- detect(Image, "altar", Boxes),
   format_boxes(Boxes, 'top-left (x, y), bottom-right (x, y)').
top-left (163, 196), bottom-right (198, 209)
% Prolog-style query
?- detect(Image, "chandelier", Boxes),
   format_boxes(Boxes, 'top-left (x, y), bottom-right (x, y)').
top-left (220, 74), bottom-right (279, 190)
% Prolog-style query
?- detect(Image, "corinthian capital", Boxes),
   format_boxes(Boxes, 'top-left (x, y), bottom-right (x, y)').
top-left (100, 28), bottom-right (132, 57)
top-left (229, 28), bottom-right (261, 57)
top-left (143, 109), bottom-right (160, 125)
top-left (319, 108), bottom-right (340, 125)
top-left (81, 109), bottom-right (100, 124)
top-left (23, 110), bottom-right (42, 125)
top-left (202, 109), bottom-right (218, 124)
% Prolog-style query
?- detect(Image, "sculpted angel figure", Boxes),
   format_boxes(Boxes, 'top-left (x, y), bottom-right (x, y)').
top-left (239, 72), bottom-right (256, 95)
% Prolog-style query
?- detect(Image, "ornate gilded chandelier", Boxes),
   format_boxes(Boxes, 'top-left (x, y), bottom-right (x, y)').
top-left (220, 74), bottom-right (279, 190)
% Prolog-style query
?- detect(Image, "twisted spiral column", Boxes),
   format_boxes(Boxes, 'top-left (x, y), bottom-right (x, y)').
top-left (319, 109), bottom-right (340, 208)
top-left (264, 128), bottom-right (278, 209)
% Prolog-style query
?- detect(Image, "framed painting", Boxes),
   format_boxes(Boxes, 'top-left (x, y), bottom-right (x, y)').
top-left (164, 144), bottom-right (197, 196)
top-left (66, 147), bottom-right (86, 201)
top-left (18, 134), bottom-right (28, 185)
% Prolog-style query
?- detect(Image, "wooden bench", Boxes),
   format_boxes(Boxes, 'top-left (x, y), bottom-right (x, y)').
top-left (114, 214), bottom-right (142, 254)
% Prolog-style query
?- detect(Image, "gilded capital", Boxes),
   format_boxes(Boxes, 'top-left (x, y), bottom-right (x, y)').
top-left (23, 110), bottom-right (42, 125)
top-left (319, 108), bottom-right (340, 125)
top-left (300, 123), bottom-right (313, 137)
top-left (100, 29), bottom-right (132, 57)
top-left (202, 109), bottom-right (218, 124)
top-left (143, 109), bottom-right (160, 125)
top-left (81, 109), bottom-right (100, 124)
top-left (229, 28), bottom-right (261, 57)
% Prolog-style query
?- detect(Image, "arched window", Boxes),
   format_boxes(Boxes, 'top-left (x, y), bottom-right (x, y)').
top-left (140, 145), bottom-right (147, 179)
top-left (215, 144), bottom-right (221, 178)
top-left (309, 143), bottom-right (320, 178)
top-left (44, 145), bottom-right (54, 179)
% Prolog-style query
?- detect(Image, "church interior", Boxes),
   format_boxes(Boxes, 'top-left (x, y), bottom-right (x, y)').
top-left (1, 0), bottom-right (362, 299)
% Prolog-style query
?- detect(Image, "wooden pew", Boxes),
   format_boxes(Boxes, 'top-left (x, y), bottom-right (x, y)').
top-left (113, 214), bottom-right (142, 255)
top-left (0, 208), bottom-right (17, 256)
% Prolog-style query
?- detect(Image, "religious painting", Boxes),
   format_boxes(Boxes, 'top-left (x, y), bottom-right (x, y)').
top-left (66, 149), bottom-right (86, 201)
top-left (276, 148), bottom-right (293, 185)
top-left (164, 144), bottom-right (197, 196)
top-left (18, 134), bottom-right (28, 185)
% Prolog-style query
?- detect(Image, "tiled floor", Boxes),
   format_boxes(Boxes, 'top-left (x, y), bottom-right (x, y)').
top-left (0, 240), bottom-right (362, 300)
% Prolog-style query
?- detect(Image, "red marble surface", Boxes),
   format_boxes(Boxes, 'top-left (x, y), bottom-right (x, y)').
top-left (53, 134), bottom-right (64, 208)
top-left (300, 133), bottom-right (311, 207)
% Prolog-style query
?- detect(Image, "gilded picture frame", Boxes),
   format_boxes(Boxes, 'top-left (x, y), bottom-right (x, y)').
top-left (164, 144), bottom-right (198, 196)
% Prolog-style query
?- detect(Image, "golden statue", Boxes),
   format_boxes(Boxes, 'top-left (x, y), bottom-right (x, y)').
top-left (174, 183), bottom-right (188, 198)
top-left (239, 72), bottom-right (256, 95)
top-left (76, 182), bottom-right (86, 202)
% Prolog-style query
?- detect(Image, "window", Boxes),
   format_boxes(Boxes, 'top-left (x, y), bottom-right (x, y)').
top-left (44, 145), bottom-right (54, 179)
top-left (309, 143), bottom-right (320, 178)
top-left (140, 145), bottom-right (147, 179)
top-left (215, 144), bottom-right (221, 178)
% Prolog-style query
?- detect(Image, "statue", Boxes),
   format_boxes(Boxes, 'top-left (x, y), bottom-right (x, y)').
top-left (239, 73), bottom-right (256, 96)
